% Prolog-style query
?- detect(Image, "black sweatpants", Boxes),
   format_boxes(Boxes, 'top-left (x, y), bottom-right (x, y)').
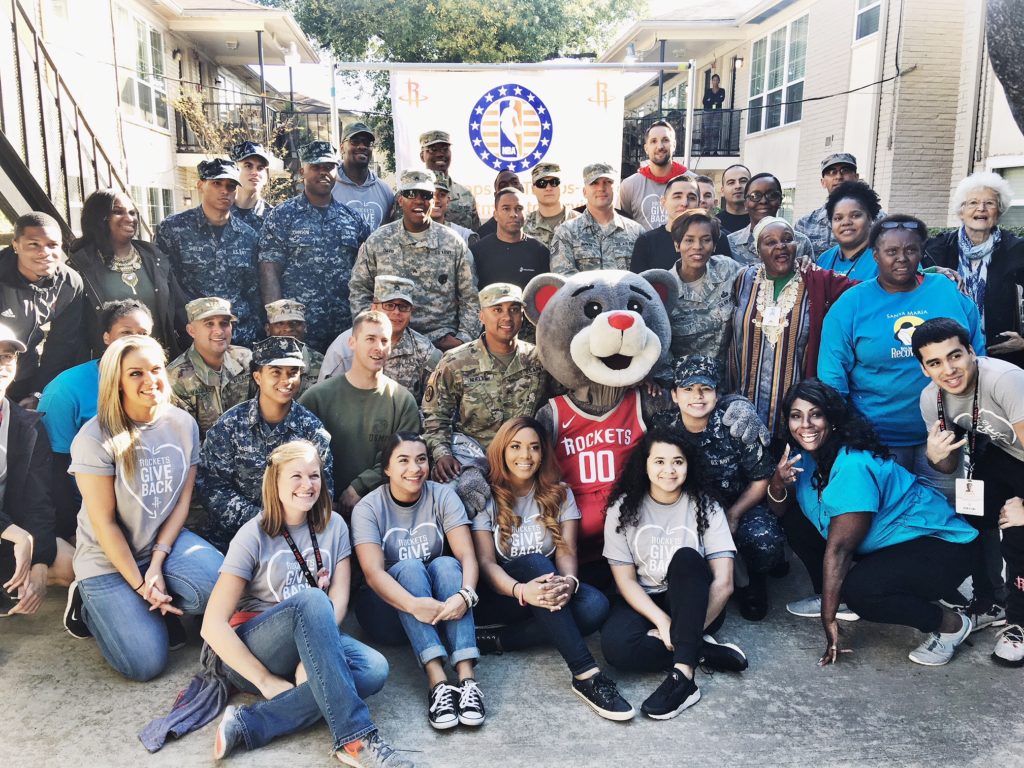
top-left (971, 446), bottom-right (1024, 611)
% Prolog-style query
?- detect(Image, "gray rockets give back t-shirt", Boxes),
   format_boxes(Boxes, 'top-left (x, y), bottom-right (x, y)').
top-left (221, 511), bottom-right (352, 612)
top-left (350, 481), bottom-right (469, 568)
top-left (472, 485), bottom-right (581, 563)
top-left (603, 492), bottom-right (735, 594)
top-left (70, 407), bottom-right (200, 580)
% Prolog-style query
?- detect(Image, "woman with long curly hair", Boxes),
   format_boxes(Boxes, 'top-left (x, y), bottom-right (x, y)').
top-left (600, 429), bottom-right (742, 720)
top-left (770, 379), bottom-right (978, 667)
top-left (472, 417), bottom-right (633, 721)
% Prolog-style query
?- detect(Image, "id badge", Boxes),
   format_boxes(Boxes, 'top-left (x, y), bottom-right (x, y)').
top-left (955, 478), bottom-right (985, 516)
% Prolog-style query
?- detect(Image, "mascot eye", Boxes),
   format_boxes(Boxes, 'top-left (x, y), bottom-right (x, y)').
top-left (627, 298), bottom-right (643, 313)
top-left (583, 301), bottom-right (603, 319)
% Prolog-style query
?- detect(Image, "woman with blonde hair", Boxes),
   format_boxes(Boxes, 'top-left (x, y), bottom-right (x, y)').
top-left (63, 335), bottom-right (222, 681)
top-left (472, 416), bottom-right (633, 721)
top-left (202, 440), bottom-right (409, 767)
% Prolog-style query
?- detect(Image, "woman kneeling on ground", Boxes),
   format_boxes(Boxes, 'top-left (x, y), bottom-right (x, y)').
top-left (770, 379), bottom-right (979, 666)
top-left (473, 416), bottom-right (633, 721)
top-left (351, 432), bottom-right (484, 731)
top-left (202, 440), bottom-right (409, 767)
top-left (601, 430), bottom-right (743, 720)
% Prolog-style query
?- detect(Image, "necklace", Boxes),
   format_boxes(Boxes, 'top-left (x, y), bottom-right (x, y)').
top-left (110, 246), bottom-right (142, 295)
top-left (753, 266), bottom-right (802, 345)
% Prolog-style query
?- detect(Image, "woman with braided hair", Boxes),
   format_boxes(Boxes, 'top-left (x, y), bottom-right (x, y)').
top-left (600, 430), bottom-right (745, 720)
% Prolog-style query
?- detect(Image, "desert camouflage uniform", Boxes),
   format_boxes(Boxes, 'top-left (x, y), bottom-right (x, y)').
top-left (167, 344), bottom-right (252, 439)
top-left (549, 209), bottom-right (644, 274)
top-left (422, 336), bottom-right (548, 461)
top-left (523, 206), bottom-right (580, 247)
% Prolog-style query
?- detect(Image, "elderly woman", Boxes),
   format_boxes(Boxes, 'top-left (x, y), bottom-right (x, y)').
top-left (727, 173), bottom-right (813, 265)
top-left (815, 181), bottom-right (882, 281)
top-left (924, 171), bottom-right (1024, 368)
top-left (729, 216), bottom-right (856, 439)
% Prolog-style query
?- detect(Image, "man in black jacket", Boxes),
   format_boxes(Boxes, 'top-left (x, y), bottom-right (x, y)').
top-left (0, 212), bottom-right (84, 406)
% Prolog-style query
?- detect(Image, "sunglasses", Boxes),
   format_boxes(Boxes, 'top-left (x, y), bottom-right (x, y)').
top-left (400, 190), bottom-right (433, 201)
top-left (534, 178), bottom-right (560, 189)
top-left (878, 221), bottom-right (922, 230)
top-left (746, 190), bottom-right (783, 203)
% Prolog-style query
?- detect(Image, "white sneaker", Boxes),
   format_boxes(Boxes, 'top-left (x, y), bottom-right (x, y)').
top-left (909, 613), bottom-right (973, 666)
top-left (785, 595), bottom-right (860, 621)
top-left (992, 624), bottom-right (1024, 667)
top-left (969, 601), bottom-right (1007, 633)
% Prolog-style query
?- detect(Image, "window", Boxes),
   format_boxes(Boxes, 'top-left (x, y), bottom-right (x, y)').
top-left (747, 15), bottom-right (808, 134)
top-left (131, 186), bottom-right (174, 227)
top-left (779, 187), bottom-right (796, 223)
top-left (115, 6), bottom-right (169, 129)
top-left (856, 0), bottom-right (882, 40)
top-left (997, 168), bottom-right (1024, 228)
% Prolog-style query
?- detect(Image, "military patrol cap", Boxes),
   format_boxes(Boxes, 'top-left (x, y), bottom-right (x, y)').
top-left (434, 178), bottom-right (451, 193)
top-left (197, 158), bottom-right (240, 182)
top-left (299, 141), bottom-right (338, 166)
top-left (251, 336), bottom-right (306, 368)
top-left (398, 168), bottom-right (437, 193)
top-left (419, 130), bottom-right (451, 148)
top-left (0, 323), bottom-right (27, 352)
top-left (229, 141), bottom-right (273, 165)
top-left (186, 297), bottom-right (237, 323)
top-left (342, 122), bottom-right (376, 143)
top-left (265, 299), bottom-right (306, 324)
top-left (821, 152), bottom-right (857, 174)
top-left (673, 354), bottom-right (723, 389)
top-left (583, 162), bottom-right (616, 185)
top-left (531, 162), bottom-right (562, 183)
top-left (373, 275), bottom-right (415, 305)
top-left (478, 282), bottom-right (524, 308)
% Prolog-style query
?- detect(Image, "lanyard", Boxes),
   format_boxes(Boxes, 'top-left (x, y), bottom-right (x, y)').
top-left (281, 521), bottom-right (325, 591)
top-left (936, 375), bottom-right (980, 480)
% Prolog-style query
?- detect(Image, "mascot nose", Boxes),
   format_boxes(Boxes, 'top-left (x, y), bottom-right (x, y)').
top-left (607, 313), bottom-right (635, 331)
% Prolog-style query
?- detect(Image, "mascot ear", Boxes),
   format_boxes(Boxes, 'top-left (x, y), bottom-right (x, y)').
top-left (640, 268), bottom-right (679, 315)
top-left (523, 273), bottom-right (567, 325)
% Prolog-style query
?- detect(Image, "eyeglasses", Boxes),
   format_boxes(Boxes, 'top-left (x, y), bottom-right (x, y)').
top-left (534, 178), bottom-right (560, 189)
top-left (380, 301), bottom-right (412, 313)
top-left (400, 190), bottom-right (433, 201)
top-left (746, 190), bottom-right (783, 203)
top-left (964, 199), bottom-right (998, 211)
top-left (878, 220), bottom-right (922, 230)
top-left (0, 352), bottom-right (20, 366)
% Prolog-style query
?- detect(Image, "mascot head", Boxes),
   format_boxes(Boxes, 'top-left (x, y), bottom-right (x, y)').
top-left (524, 269), bottom-right (677, 391)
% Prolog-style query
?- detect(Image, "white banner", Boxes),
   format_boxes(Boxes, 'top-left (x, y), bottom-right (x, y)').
top-left (390, 69), bottom-right (626, 220)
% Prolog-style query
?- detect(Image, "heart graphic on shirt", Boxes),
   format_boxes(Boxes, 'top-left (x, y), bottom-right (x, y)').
top-left (266, 545), bottom-right (334, 603)
top-left (342, 200), bottom-right (383, 229)
top-left (382, 521), bottom-right (443, 562)
top-left (120, 443), bottom-right (188, 521)
top-left (633, 523), bottom-right (700, 577)
top-left (492, 507), bottom-right (544, 556)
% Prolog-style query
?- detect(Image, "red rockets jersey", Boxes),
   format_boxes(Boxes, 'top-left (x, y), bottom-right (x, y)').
top-left (550, 389), bottom-right (647, 563)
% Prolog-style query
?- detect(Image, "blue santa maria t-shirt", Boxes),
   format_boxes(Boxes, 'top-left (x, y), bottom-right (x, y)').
top-left (817, 274), bottom-right (985, 446)
top-left (794, 448), bottom-right (977, 554)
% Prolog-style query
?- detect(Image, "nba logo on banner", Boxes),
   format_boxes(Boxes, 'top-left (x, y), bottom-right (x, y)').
top-left (468, 83), bottom-right (553, 172)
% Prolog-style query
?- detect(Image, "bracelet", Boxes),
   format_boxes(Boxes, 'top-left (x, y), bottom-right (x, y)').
top-left (460, 585), bottom-right (479, 608)
top-left (457, 590), bottom-right (472, 610)
top-left (134, 579), bottom-right (145, 592)
top-left (513, 582), bottom-right (526, 607)
top-left (566, 575), bottom-right (580, 594)
top-left (767, 483), bottom-right (788, 503)
top-left (152, 543), bottom-right (172, 556)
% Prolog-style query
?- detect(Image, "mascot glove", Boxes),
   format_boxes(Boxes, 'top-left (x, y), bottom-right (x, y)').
top-left (721, 396), bottom-right (771, 448)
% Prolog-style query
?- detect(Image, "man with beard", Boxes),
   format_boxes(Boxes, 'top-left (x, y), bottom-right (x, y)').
top-left (618, 121), bottom-right (689, 231)
top-left (418, 130), bottom-right (481, 230)
top-left (331, 122), bottom-right (394, 233)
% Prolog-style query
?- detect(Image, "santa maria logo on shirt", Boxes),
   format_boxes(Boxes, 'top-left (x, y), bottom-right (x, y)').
top-left (469, 84), bottom-right (553, 172)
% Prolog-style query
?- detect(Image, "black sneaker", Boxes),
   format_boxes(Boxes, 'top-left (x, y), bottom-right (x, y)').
top-left (63, 581), bottom-right (91, 639)
top-left (475, 627), bottom-right (504, 656)
top-left (737, 576), bottom-right (768, 621)
top-left (571, 672), bottom-right (635, 721)
top-left (0, 586), bottom-right (18, 617)
top-left (166, 614), bottom-right (188, 651)
top-left (699, 634), bottom-right (748, 672)
top-left (641, 668), bottom-right (701, 720)
top-left (455, 678), bottom-right (485, 726)
top-left (427, 682), bottom-right (458, 730)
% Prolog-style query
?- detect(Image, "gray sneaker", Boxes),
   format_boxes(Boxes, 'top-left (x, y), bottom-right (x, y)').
top-left (969, 601), bottom-right (1007, 633)
top-left (992, 624), bottom-right (1024, 667)
top-left (337, 731), bottom-right (415, 768)
top-left (785, 595), bottom-right (860, 621)
top-left (909, 613), bottom-right (973, 666)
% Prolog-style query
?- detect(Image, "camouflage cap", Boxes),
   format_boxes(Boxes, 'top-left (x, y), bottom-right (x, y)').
top-left (583, 162), bottom-right (616, 185)
top-left (251, 336), bottom-right (306, 369)
top-left (821, 152), bottom-right (857, 174)
top-left (0, 323), bottom-right (27, 352)
top-left (373, 275), bottom-right (415, 305)
top-left (478, 282), bottom-right (524, 308)
top-left (342, 122), bottom-right (376, 143)
top-left (398, 168), bottom-right (437, 193)
top-left (186, 297), bottom-right (237, 323)
top-left (531, 162), bottom-right (562, 183)
top-left (229, 141), bottom-right (273, 165)
top-left (673, 354), bottom-right (724, 389)
top-left (299, 141), bottom-right (338, 166)
top-left (264, 299), bottom-right (306, 324)
top-left (197, 158), bottom-right (240, 182)
top-left (419, 130), bottom-right (451, 147)
top-left (434, 178), bottom-right (451, 193)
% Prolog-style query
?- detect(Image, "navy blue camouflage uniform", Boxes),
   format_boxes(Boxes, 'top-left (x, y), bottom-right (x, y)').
top-left (230, 200), bottom-right (274, 232)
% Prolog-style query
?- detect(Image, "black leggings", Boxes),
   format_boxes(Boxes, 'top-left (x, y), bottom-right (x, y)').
top-left (601, 548), bottom-right (725, 670)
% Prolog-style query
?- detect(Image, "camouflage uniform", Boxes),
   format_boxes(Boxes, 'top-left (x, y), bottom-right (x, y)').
top-left (257, 194), bottom-right (371, 353)
top-left (167, 344), bottom-right (252, 439)
top-left (196, 397), bottom-right (334, 552)
top-left (436, 173), bottom-right (481, 231)
top-left (155, 207), bottom-right (262, 346)
top-left (523, 206), bottom-right (580, 247)
top-left (349, 220), bottom-right (480, 343)
top-left (669, 254), bottom-right (745, 363)
top-left (231, 199), bottom-right (274, 232)
top-left (319, 326), bottom-right (440, 402)
top-left (549, 209), bottom-right (644, 274)
top-left (421, 336), bottom-right (548, 461)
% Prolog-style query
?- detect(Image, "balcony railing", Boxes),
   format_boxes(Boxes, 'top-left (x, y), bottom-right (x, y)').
top-left (622, 109), bottom-right (742, 174)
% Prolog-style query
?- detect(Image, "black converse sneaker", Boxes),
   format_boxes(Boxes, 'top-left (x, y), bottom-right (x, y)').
top-left (641, 668), bottom-right (701, 720)
top-left (427, 682), bottom-right (458, 730)
top-left (455, 678), bottom-right (485, 726)
top-left (63, 581), bottom-right (91, 639)
top-left (571, 672), bottom-right (635, 721)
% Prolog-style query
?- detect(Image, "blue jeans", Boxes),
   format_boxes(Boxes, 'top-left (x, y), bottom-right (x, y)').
top-left (223, 588), bottom-right (385, 751)
top-left (353, 556), bottom-right (479, 668)
top-left (79, 529), bottom-right (222, 681)
top-left (474, 552), bottom-right (609, 675)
